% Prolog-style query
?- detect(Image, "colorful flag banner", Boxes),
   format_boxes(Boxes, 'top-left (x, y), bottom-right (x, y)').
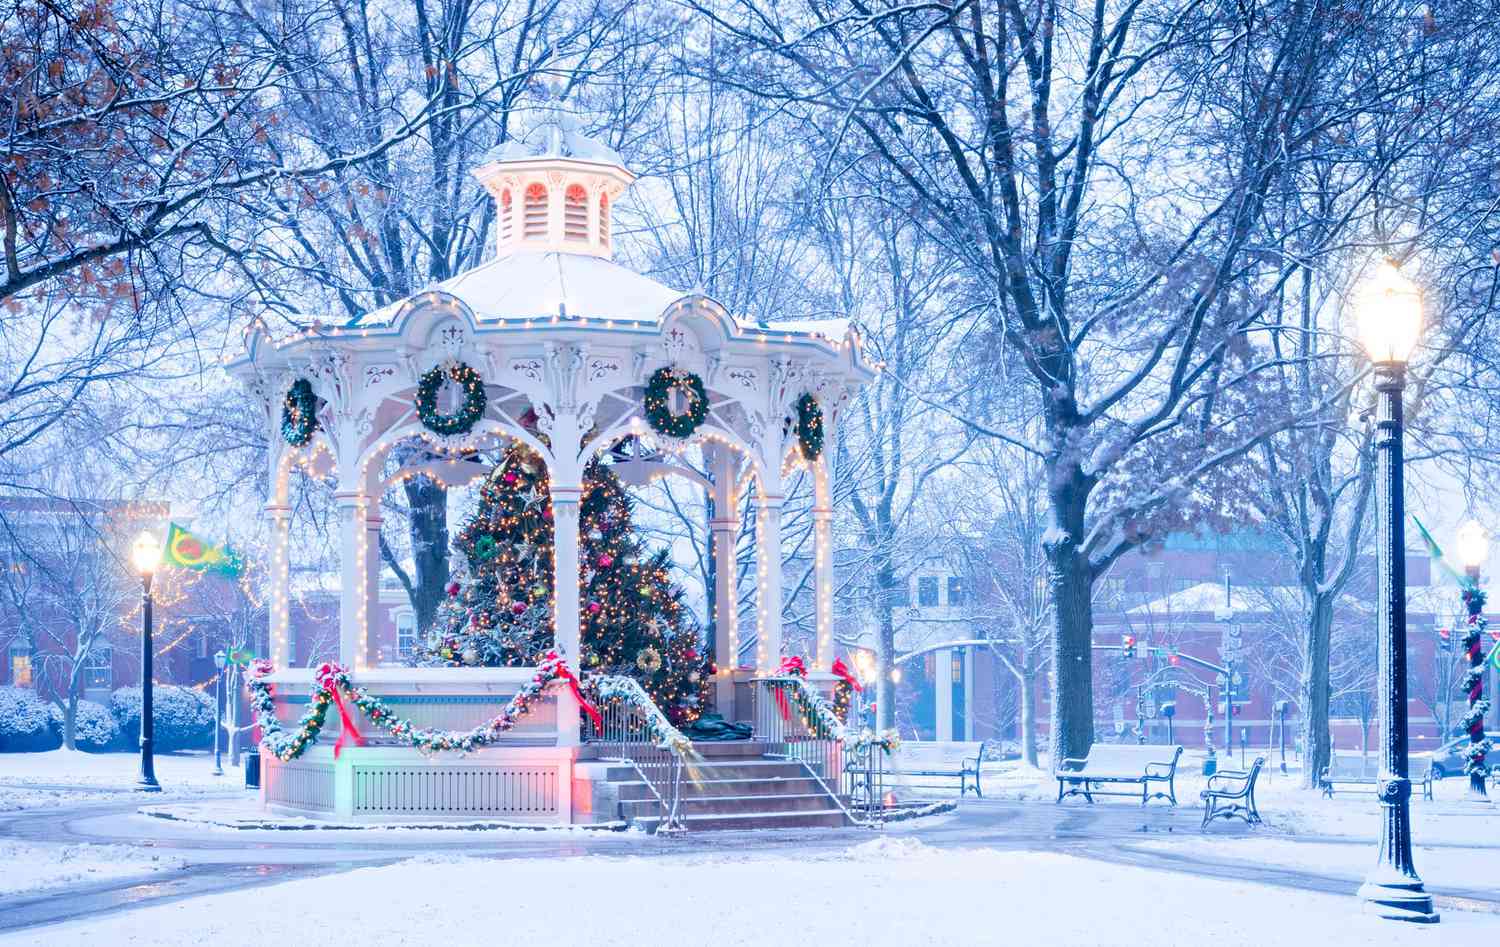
top-left (164, 523), bottom-right (243, 578)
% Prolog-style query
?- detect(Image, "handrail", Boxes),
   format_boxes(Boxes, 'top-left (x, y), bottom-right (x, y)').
top-left (585, 674), bottom-right (696, 834)
top-left (753, 676), bottom-right (897, 827)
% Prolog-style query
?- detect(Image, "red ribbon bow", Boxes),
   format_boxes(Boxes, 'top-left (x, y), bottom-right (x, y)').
top-left (541, 651), bottom-right (603, 732)
top-left (315, 663), bottom-right (365, 759)
top-left (771, 656), bottom-right (808, 721)
top-left (831, 657), bottom-right (863, 693)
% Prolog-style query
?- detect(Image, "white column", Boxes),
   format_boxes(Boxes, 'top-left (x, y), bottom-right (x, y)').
top-left (755, 493), bottom-right (785, 675)
top-left (550, 482), bottom-right (582, 747)
top-left (936, 646), bottom-right (954, 741)
top-left (363, 508), bottom-right (384, 667)
top-left (963, 647), bottom-right (975, 741)
top-left (812, 503), bottom-right (834, 672)
top-left (333, 491), bottom-right (370, 669)
top-left (265, 503), bottom-right (291, 668)
top-left (709, 446), bottom-right (739, 714)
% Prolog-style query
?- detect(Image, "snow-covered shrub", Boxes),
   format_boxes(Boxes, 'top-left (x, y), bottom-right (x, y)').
top-left (110, 685), bottom-right (214, 752)
top-left (49, 700), bottom-right (121, 752)
top-left (0, 687), bottom-right (62, 752)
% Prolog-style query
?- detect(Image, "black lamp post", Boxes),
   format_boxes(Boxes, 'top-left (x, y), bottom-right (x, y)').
top-left (1455, 520), bottom-right (1490, 803)
top-left (1275, 700), bottom-right (1289, 774)
top-left (132, 531), bottom-right (162, 793)
top-left (1354, 261), bottom-right (1436, 923)
top-left (213, 648), bottom-right (228, 777)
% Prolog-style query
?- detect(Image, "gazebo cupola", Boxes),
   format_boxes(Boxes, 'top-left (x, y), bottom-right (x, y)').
top-left (472, 122), bottom-right (634, 260)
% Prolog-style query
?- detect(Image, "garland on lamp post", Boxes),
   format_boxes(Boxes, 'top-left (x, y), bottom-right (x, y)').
top-left (280, 378), bottom-right (319, 447)
top-left (643, 367), bottom-right (708, 439)
top-left (415, 361), bottom-right (487, 436)
top-left (1459, 585), bottom-right (1492, 797)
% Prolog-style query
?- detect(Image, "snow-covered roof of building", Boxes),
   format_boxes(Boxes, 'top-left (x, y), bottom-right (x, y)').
top-left (1126, 580), bottom-right (1447, 619)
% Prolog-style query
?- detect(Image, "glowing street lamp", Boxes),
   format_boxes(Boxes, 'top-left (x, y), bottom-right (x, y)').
top-left (1354, 261), bottom-right (1436, 923)
top-left (132, 531), bottom-right (162, 793)
top-left (1455, 520), bottom-right (1491, 803)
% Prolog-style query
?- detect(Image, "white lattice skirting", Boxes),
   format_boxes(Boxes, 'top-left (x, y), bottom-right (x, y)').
top-left (262, 744), bottom-right (576, 822)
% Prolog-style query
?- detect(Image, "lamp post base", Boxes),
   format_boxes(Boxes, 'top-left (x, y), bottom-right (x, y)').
top-left (1357, 879), bottom-right (1439, 924)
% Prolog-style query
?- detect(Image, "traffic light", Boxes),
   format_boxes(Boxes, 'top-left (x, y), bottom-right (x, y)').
top-left (1121, 635), bottom-right (1137, 659)
top-left (1438, 628), bottom-right (1454, 651)
top-left (1168, 652), bottom-right (1181, 667)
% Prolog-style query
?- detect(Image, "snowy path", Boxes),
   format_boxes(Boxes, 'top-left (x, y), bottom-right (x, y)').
top-left (4, 793), bottom-right (1499, 938)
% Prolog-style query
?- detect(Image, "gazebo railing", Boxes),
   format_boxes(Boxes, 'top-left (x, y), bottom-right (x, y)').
top-left (585, 695), bottom-right (686, 834)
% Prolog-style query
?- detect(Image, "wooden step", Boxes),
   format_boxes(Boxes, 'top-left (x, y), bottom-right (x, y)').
top-left (619, 793), bottom-right (842, 821)
top-left (616, 776), bottom-right (828, 802)
top-left (630, 809), bottom-right (850, 832)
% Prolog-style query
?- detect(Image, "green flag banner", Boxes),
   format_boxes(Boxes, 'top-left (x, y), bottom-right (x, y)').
top-left (164, 523), bottom-right (243, 578)
top-left (1412, 515), bottom-right (1469, 589)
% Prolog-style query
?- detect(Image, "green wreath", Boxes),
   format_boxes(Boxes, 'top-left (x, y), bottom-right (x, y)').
top-left (281, 378), bottom-right (319, 447)
top-left (644, 366), bottom-right (709, 439)
top-left (416, 361), bottom-right (487, 436)
top-left (795, 393), bottom-right (824, 460)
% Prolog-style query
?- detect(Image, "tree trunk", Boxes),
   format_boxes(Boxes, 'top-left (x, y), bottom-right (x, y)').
top-left (62, 694), bottom-right (78, 751)
top-left (1300, 593), bottom-right (1334, 789)
top-left (874, 562), bottom-right (897, 731)
top-left (1019, 655), bottom-right (1038, 767)
top-left (1046, 487), bottom-right (1095, 767)
top-left (404, 476), bottom-right (450, 635)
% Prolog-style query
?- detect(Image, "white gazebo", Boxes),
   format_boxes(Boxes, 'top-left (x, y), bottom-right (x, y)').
top-left (227, 124), bottom-right (876, 823)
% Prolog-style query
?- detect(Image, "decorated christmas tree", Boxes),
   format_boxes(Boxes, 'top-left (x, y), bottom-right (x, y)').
top-left (417, 444), bottom-right (711, 724)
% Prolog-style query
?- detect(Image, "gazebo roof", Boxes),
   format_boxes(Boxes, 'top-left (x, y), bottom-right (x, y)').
top-left (349, 250), bottom-right (852, 344)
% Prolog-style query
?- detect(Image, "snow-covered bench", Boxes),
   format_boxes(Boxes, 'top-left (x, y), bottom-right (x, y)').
top-left (1056, 744), bottom-right (1183, 806)
top-left (883, 740), bottom-right (997, 797)
top-left (1200, 757), bottom-right (1265, 829)
top-left (1318, 765), bottom-right (1433, 801)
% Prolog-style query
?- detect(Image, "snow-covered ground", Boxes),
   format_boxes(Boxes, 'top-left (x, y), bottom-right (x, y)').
top-left (0, 841), bottom-right (184, 897)
top-left (0, 749), bottom-right (244, 811)
top-left (1, 837), bottom-right (1490, 946)
top-left (973, 753), bottom-right (1497, 844)
top-left (1128, 835), bottom-right (1500, 889)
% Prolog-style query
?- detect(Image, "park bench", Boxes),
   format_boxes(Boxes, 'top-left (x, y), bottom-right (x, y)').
top-left (1319, 765), bottom-right (1433, 801)
top-left (1200, 756), bottom-right (1265, 829)
top-left (881, 739), bottom-right (999, 797)
top-left (1056, 743), bottom-right (1184, 806)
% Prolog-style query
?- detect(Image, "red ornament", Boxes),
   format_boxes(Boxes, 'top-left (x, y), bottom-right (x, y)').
top-left (587, 601), bottom-right (602, 614)
top-left (543, 507), bottom-right (553, 520)
top-left (598, 553), bottom-right (614, 568)
top-left (446, 581), bottom-right (460, 597)
top-left (512, 601), bottom-right (528, 615)
top-left (503, 470), bottom-right (518, 484)
top-left (685, 648), bottom-right (698, 661)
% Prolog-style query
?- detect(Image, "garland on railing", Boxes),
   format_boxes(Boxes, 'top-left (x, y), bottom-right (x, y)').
top-left (589, 675), bottom-right (696, 758)
top-left (765, 673), bottom-right (899, 754)
top-left (248, 655), bottom-right (698, 765)
top-left (249, 652), bottom-right (600, 760)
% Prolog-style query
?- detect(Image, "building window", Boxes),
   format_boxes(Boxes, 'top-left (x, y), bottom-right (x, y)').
top-left (85, 647), bottom-right (111, 689)
top-left (396, 612), bottom-right (417, 659)
top-left (917, 576), bottom-right (939, 607)
top-left (564, 184), bottom-right (589, 242)
top-left (523, 182), bottom-right (549, 239)
top-left (599, 193), bottom-right (610, 247)
top-left (8, 642), bottom-right (31, 687)
top-left (947, 576), bottom-right (964, 607)
top-left (952, 651), bottom-right (964, 683)
top-left (499, 189), bottom-right (513, 244)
